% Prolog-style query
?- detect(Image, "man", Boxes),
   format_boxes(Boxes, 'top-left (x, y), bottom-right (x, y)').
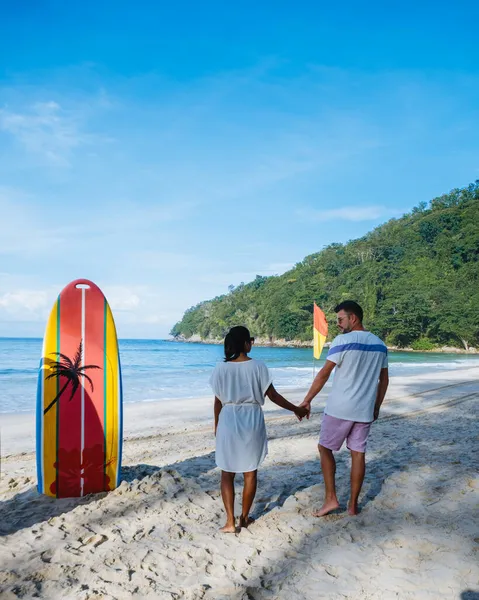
top-left (300, 300), bottom-right (389, 516)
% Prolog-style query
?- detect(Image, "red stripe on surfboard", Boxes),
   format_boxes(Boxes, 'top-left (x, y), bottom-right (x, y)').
top-left (52, 280), bottom-right (107, 498)
top-left (83, 284), bottom-right (107, 494)
top-left (56, 283), bottom-right (83, 498)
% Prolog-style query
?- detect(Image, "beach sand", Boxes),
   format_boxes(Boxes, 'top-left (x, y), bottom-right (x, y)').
top-left (1, 367), bottom-right (478, 599)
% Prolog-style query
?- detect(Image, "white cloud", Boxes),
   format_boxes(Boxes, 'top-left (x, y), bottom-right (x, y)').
top-left (0, 287), bottom-right (57, 327)
top-left (102, 286), bottom-right (141, 311)
top-left (265, 262), bottom-right (295, 274)
top-left (297, 205), bottom-right (401, 222)
top-left (0, 185), bottom-right (199, 262)
top-left (0, 290), bottom-right (50, 313)
top-left (0, 99), bottom-right (107, 166)
top-left (0, 187), bottom-right (69, 257)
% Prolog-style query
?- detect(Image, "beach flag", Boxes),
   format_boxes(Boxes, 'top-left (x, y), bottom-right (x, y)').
top-left (313, 303), bottom-right (328, 359)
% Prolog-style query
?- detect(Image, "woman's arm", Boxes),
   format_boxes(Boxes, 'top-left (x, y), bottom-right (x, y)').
top-left (214, 396), bottom-right (222, 435)
top-left (265, 385), bottom-right (308, 419)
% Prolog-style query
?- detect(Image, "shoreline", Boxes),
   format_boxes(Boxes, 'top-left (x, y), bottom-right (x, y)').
top-left (1, 335), bottom-right (477, 353)
top-left (2, 360), bottom-right (479, 424)
top-left (169, 336), bottom-right (479, 354)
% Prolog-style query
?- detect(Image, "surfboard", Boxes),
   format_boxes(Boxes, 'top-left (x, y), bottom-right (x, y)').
top-left (36, 279), bottom-right (123, 498)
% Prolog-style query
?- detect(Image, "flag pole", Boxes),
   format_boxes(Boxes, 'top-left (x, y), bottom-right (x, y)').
top-left (312, 304), bottom-right (316, 381)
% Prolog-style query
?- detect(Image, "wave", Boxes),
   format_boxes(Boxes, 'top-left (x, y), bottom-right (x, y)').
top-left (270, 360), bottom-right (479, 372)
top-left (390, 360), bottom-right (479, 369)
top-left (270, 366), bottom-right (314, 372)
top-left (0, 368), bottom-right (37, 376)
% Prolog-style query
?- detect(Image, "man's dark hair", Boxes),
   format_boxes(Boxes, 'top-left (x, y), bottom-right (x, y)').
top-left (334, 300), bottom-right (363, 323)
top-left (224, 326), bottom-right (252, 362)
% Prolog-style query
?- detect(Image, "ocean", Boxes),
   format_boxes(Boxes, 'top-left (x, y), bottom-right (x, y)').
top-left (1, 338), bottom-right (479, 414)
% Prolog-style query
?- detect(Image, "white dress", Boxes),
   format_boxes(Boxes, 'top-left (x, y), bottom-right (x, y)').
top-left (209, 359), bottom-right (272, 473)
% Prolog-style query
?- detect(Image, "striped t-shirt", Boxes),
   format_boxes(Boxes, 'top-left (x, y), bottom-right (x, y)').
top-left (325, 330), bottom-right (388, 423)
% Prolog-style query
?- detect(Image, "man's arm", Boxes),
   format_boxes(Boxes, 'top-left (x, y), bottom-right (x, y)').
top-left (374, 368), bottom-right (389, 421)
top-left (299, 360), bottom-right (336, 417)
top-left (214, 396), bottom-right (222, 435)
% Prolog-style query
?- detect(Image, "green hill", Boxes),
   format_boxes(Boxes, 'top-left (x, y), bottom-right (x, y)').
top-left (171, 181), bottom-right (479, 350)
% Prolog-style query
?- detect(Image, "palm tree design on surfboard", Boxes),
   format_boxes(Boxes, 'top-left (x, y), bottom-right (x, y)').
top-left (44, 341), bottom-right (101, 415)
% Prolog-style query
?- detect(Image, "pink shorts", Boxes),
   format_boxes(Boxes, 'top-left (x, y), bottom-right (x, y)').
top-left (319, 414), bottom-right (372, 453)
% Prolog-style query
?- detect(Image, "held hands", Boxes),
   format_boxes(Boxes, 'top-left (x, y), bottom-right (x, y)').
top-left (294, 400), bottom-right (311, 421)
top-left (298, 400), bottom-right (311, 420)
top-left (294, 404), bottom-right (309, 421)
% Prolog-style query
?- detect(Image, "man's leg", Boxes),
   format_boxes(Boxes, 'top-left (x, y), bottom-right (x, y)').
top-left (348, 450), bottom-right (366, 515)
top-left (313, 444), bottom-right (340, 517)
top-left (346, 421), bottom-right (371, 515)
top-left (240, 470), bottom-right (257, 528)
top-left (220, 471), bottom-right (236, 532)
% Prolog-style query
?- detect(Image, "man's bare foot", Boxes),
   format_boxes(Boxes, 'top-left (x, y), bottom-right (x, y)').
top-left (312, 499), bottom-right (340, 517)
top-left (219, 522), bottom-right (237, 533)
top-left (239, 515), bottom-right (255, 528)
top-left (347, 502), bottom-right (359, 516)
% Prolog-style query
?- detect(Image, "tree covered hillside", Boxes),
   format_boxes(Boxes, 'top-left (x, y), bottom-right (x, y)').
top-left (171, 182), bottom-right (479, 350)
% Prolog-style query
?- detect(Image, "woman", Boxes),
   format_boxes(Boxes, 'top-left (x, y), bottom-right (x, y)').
top-left (210, 326), bottom-right (308, 533)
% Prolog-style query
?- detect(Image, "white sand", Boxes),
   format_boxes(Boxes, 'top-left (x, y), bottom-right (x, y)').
top-left (1, 367), bottom-right (478, 599)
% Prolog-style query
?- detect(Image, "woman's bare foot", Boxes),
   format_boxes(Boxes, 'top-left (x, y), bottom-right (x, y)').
top-left (239, 515), bottom-right (255, 528)
top-left (312, 499), bottom-right (340, 517)
top-left (219, 520), bottom-right (237, 533)
top-left (347, 502), bottom-right (359, 516)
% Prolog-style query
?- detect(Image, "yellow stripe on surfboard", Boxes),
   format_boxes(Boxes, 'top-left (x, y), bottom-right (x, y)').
top-left (104, 302), bottom-right (120, 488)
top-left (41, 297), bottom-right (60, 497)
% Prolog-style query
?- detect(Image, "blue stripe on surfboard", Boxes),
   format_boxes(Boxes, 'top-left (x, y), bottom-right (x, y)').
top-left (117, 348), bottom-right (123, 488)
top-left (327, 342), bottom-right (387, 357)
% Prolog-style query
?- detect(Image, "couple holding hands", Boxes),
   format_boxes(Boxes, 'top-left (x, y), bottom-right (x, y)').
top-left (210, 301), bottom-right (389, 533)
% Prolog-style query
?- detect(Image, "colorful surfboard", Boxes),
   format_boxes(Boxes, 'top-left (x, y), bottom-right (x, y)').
top-left (36, 279), bottom-right (123, 498)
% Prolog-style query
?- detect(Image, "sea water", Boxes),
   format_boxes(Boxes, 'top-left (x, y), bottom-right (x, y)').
top-left (1, 338), bottom-right (478, 414)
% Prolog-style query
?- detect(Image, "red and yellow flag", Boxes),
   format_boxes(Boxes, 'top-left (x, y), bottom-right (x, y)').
top-left (313, 303), bottom-right (328, 359)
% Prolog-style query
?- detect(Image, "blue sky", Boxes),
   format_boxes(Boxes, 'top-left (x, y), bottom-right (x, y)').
top-left (1, 1), bottom-right (478, 338)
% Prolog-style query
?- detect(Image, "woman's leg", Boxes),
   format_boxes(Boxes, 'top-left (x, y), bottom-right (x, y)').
top-left (240, 470), bottom-right (257, 527)
top-left (220, 471), bottom-right (236, 532)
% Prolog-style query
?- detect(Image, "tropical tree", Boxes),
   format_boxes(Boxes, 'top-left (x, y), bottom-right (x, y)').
top-left (43, 341), bottom-right (101, 415)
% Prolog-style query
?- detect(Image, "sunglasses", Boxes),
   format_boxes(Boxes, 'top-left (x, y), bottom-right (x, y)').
top-left (249, 337), bottom-right (255, 344)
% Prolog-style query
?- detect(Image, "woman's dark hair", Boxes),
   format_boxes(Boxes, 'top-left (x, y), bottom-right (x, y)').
top-left (224, 326), bottom-right (252, 362)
